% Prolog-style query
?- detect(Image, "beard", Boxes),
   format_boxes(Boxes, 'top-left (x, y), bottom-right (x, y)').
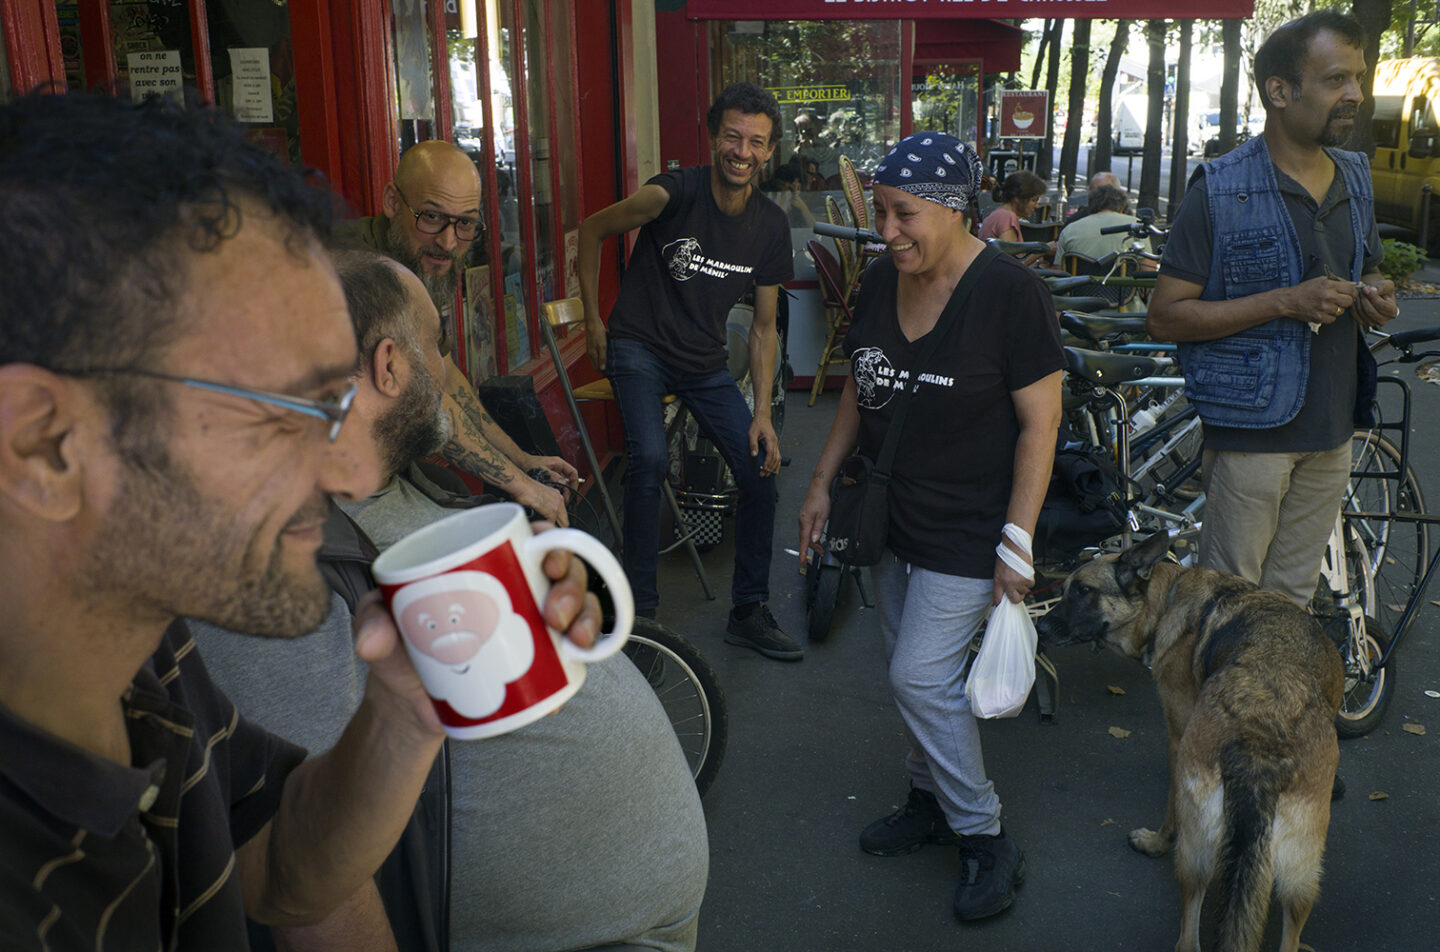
top-left (383, 223), bottom-right (462, 313)
top-left (373, 351), bottom-right (450, 478)
top-left (1322, 106), bottom-right (1357, 147)
top-left (83, 447), bottom-right (333, 640)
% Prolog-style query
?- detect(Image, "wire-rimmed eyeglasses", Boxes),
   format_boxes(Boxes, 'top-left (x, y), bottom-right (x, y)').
top-left (394, 187), bottom-right (482, 241)
top-left (52, 366), bottom-right (358, 442)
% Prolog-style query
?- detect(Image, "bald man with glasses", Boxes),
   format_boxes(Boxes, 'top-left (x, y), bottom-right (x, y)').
top-left (338, 140), bottom-right (581, 526)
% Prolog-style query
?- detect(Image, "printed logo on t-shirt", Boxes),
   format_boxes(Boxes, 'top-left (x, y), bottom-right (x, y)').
top-left (662, 237), bottom-right (757, 283)
top-left (852, 346), bottom-right (956, 410)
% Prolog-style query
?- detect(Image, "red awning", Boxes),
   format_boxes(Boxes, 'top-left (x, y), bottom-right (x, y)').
top-left (914, 19), bottom-right (1022, 74)
top-left (689, 0), bottom-right (1254, 19)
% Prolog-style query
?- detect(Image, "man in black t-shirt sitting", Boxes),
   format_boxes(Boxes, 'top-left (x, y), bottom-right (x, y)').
top-left (578, 82), bottom-right (801, 661)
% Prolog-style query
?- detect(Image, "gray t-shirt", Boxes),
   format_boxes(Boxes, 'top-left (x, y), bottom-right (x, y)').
top-left (1161, 165), bottom-right (1382, 453)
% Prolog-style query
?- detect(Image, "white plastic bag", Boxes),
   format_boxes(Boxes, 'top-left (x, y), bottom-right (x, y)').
top-left (965, 598), bottom-right (1037, 719)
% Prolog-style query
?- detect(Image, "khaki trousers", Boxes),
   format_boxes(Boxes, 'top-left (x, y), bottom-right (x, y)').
top-left (1199, 442), bottom-right (1352, 606)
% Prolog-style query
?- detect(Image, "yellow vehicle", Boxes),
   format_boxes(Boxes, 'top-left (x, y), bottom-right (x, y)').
top-left (1371, 58), bottom-right (1440, 249)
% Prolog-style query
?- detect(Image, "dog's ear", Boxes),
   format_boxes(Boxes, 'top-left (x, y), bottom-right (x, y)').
top-left (1115, 531), bottom-right (1171, 594)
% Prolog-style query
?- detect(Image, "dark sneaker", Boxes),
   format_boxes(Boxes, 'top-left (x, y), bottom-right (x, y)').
top-left (725, 603), bottom-right (803, 661)
top-left (952, 827), bottom-right (1026, 921)
top-left (860, 785), bottom-right (961, 856)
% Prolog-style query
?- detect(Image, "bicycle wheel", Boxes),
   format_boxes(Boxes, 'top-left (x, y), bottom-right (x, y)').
top-left (806, 563), bottom-right (843, 643)
top-left (622, 618), bottom-right (728, 797)
top-left (1335, 615), bottom-right (1396, 738)
top-left (1344, 432), bottom-right (1427, 637)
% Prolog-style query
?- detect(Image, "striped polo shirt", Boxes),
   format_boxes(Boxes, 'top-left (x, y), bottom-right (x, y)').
top-left (0, 620), bottom-right (306, 950)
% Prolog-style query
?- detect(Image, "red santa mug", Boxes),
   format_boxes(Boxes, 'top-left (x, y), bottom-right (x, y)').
top-left (372, 502), bottom-right (633, 739)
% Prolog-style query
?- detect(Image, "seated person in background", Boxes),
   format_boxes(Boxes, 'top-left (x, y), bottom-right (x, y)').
top-left (766, 163), bottom-right (817, 228)
top-left (980, 169), bottom-right (1051, 265)
top-left (1054, 185), bottom-right (1157, 270)
top-left (1062, 170), bottom-right (1121, 226)
top-left (793, 111), bottom-right (842, 189)
top-left (335, 139), bottom-right (581, 526)
top-left (195, 249), bottom-right (709, 952)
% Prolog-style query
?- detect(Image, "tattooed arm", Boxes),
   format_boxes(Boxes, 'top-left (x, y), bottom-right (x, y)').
top-left (441, 360), bottom-right (568, 526)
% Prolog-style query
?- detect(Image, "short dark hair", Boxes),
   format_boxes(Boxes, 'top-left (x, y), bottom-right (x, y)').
top-left (1086, 185), bottom-right (1130, 215)
top-left (1253, 11), bottom-right (1366, 111)
top-left (706, 83), bottom-right (783, 144)
top-left (331, 249), bottom-right (415, 363)
top-left (992, 169), bottom-right (1047, 205)
top-left (0, 90), bottom-right (337, 453)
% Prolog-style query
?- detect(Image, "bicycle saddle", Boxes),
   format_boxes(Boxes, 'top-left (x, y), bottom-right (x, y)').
top-left (989, 239), bottom-right (1051, 256)
top-left (1060, 312), bottom-right (1150, 341)
top-left (1053, 296), bottom-right (1116, 314)
top-left (1064, 347), bottom-right (1166, 385)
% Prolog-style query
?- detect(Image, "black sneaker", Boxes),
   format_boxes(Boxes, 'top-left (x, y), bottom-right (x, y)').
top-left (859, 785), bottom-right (961, 856)
top-left (953, 827), bottom-right (1026, 921)
top-left (724, 603), bottom-right (803, 661)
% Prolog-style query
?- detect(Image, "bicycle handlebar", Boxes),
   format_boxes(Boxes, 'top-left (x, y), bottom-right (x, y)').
top-left (812, 221), bottom-right (884, 245)
top-left (1381, 324), bottom-right (1440, 350)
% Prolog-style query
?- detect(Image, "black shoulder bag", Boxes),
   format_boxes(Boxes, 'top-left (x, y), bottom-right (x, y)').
top-left (825, 245), bottom-right (1000, 566)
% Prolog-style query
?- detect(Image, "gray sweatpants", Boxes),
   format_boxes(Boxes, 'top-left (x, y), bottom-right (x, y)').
top-left (870, 555), bottom-right (1003, 837)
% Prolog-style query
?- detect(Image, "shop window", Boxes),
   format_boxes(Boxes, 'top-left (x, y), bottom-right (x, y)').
top-left (109, 0), bottom-right (198, 102)
top-left (394, 0), bottom-right (438, 149)
top-left (206, 0), bottom-right (300, 164)
top-left (56, 0), bottom-right (86, 91)
top-left (914, 63), bottom-right (981, 152)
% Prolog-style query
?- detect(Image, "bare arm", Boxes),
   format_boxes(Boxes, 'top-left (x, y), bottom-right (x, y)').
top-left (994, 370), bottom-right (1063, 605)
top-left (269, 881), bottom-right (398, 952)
top-left (1146, 272), bottom-right (1360, 343)
top-left (797, 376), bottom-right (862, 568)
top-left (748, 284), bottom-right (781, 475)
top-left (578, 184), bottom-right (672, 372)
top-left (440, 358), bottom-right (568, 526)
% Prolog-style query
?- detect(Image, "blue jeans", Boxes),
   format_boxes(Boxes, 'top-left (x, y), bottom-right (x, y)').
top-left (606, 337), bottom-right (777, 612)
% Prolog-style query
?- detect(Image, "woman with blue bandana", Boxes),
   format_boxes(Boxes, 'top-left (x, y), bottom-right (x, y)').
top-left (798, 133), bottom-right (1065, 923)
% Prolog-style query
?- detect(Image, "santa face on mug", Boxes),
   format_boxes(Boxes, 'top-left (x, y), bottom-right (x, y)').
top-left (393, 571), bottom-right (536, 719)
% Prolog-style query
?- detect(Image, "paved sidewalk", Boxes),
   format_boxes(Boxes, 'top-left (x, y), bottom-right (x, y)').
top-left (644, 288), bottom-right (1440, 950)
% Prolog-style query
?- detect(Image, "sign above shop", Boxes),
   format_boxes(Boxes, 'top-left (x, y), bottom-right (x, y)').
top-left (998, 89), bottom-right (1047, 139)
top-left (689, 0), bottom-right (1254, 19)
top-left (771, 85), bottom-right (854, 104)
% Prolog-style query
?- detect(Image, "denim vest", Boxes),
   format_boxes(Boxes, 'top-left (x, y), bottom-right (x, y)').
top-left (1176, 135), bottom-right (1373, 429)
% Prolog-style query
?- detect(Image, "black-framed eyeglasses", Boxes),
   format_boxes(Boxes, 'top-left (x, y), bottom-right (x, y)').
top-left (53, 367), bottom-right (358, 442)
top-left (394, 187), bottom-right (482, 241)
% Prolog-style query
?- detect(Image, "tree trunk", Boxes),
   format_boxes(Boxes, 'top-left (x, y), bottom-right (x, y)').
top-left (1037, 18), bottom-right (1065, 182)
top-left (1351, 0), bottom-right (1393, 158)
top-left (1031, 21), bottom-right (1052, 92)
top-left (1094, 21), bottom-right (1131, 178)
top-left (1060, 19), bottom-right (1093, 194)
top-left (1139, 19), bottom-right (1167, 214)
top-left (1169, 20), bottom-right (1194, 215)
top-left (1219, 19), bottom-right (1241, 156)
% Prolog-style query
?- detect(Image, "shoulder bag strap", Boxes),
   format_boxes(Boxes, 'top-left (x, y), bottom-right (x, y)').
top-left (873, 243), bottom-right (1000, 477)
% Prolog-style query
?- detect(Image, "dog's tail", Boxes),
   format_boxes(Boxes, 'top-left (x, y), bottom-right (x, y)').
top-left (1216, 738), bottom-right (1285, 952)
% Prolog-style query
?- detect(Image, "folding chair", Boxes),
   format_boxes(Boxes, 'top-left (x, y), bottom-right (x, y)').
top-left (806, 240), bottom-right (856, 407)
top-left (538, 298), bottom-right (715, 600)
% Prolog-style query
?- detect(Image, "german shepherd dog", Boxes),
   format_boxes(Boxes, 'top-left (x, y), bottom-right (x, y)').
top-left (1035, 532), bottom-right (1343, 952)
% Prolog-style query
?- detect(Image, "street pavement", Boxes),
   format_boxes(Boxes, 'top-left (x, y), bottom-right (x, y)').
top-left (646, 264), bottom-right (1440, 951)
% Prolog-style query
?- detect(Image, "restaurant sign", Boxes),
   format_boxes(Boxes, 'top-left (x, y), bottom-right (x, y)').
top-left (689, 0), bottom-right (1254, 19)
top-left (771, 85), bottom-right (854, 104)
top-left (998, 90), bottom-right (1047, 139)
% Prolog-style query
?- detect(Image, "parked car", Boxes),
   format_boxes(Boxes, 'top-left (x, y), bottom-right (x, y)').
top-left (1371, 57), bottom-right (1440, 251)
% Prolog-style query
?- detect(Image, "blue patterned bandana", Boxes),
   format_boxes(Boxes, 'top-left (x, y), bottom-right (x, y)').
top-left (872, 133), bottom-right (983, 212)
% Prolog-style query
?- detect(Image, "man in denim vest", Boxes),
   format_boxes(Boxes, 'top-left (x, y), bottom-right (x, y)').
top-left (1149, 11), bottom-right (1398, 605)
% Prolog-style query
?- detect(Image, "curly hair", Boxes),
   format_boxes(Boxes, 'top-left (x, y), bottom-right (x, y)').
top-left (706, 83), bottom-right (783, 144)
top-left (0, 90), bottom-right (338, 458)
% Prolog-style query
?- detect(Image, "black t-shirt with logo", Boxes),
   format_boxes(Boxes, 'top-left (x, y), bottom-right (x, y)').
top-left (607, 165), bottom-right (794, 374)
top-left (844, 253), bottom-right (1065, 578)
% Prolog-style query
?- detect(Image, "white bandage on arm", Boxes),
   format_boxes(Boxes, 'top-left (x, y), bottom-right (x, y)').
top-left (995, 522), bottom-right (1035, 583)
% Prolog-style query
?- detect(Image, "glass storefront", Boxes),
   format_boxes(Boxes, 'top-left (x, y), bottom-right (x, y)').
top-left (207, 0), bottom-right (302, 164)
top-left (913, 62), bottom-right (981, 151)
